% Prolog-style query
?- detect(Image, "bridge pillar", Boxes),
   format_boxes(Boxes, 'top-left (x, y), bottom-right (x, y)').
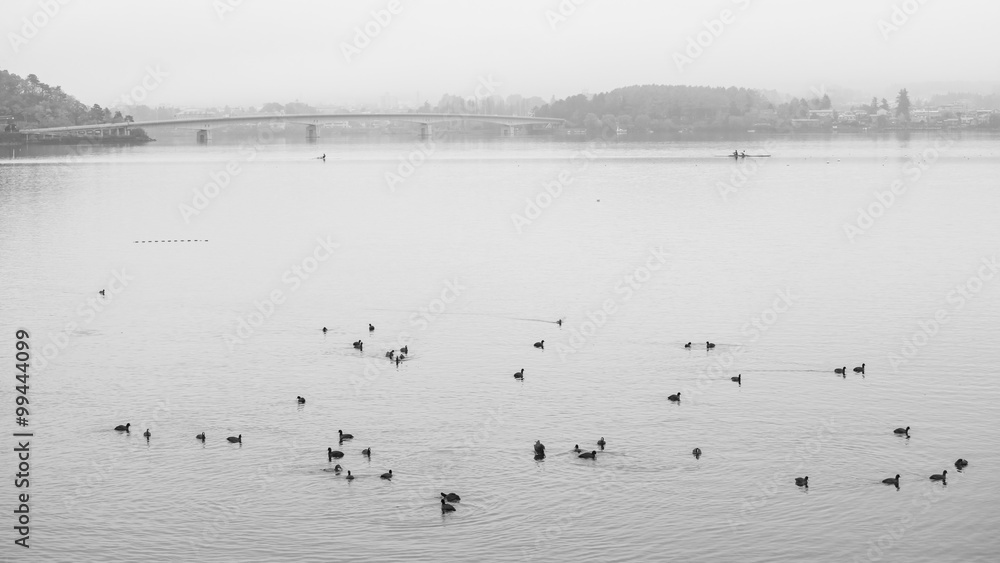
top-left (501, 125), bottom-right (514, 137)
top-left (419, 123), bottom-right (432, 139)
top-left (196, 129), bottom-right (212, 144)
top-left (306, 124), bottom-right (319, 140)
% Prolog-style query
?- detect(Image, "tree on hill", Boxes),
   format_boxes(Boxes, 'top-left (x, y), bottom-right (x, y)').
top-left (895, 89), bottom-right (911, 121)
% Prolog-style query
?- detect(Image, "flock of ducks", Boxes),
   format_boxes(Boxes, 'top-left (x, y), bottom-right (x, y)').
top-left (111, 325), bottom-right (972, 514)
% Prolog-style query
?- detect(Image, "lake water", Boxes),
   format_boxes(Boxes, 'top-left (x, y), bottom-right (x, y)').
top-left (1, 132), bottom-right (998, 562)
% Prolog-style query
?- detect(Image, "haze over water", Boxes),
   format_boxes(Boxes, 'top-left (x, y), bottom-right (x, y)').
top-left (1, 134), bottom-right (999, 562)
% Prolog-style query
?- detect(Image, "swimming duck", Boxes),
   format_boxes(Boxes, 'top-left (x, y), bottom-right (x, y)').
top-left (346, 470), bottom-right (354, 481)
top-left (196, 432), bottom-right (205, 441)
top-left (441, 498), bottom-right (456, 512)
top-left (381, 469), bottom-right (393, 480)
top-left (143, 429), bottom-right (151, 438)
top-left (929, 470), bottom-right (947, 481)
top-left (955, 459), bottom-right (969, 469)
top-left (834, 366), bottom-right (846, 375)
top-left (328, 448), bottom-right (344, 460)
top-left (514, 369), bottom-right (524, 379)
top-left (362, 448), bottom-right (371, 457)
top-left (227, 434), bottom-right (242, 443)
top-left (692, 448), bottom-right (702, 459)
top-left (579, 450), bottom-right (597, 459)
top-left (795, 476), bottom-right (809, 487)
top-left (668, 393), bottom-right (681, 402)
top-left (597, 437), bottom-right (606, 449)
top-left (297, 396), bottom-right (306, 404)
top-left (684, 342), bottom-right (691, 348)
top-left (334, 464), bottom-right (342, 473)
top-left (533, 340), bottom-right (544, 349)
top-left (893, 426), bottom-right (910, 436)
top-left (731, 374), bottom-right (741, 383)
top-left (534, 440), bottom-right (545, 455)
top-left (882, 474), bottom-right (900, 486)
top-left (369, 324), bottom-right (375, 332)
top-left (853, 363), bottom-right (865, 374)
top-left (441, 492), bottom-right (461, 502)
top-left (339, 430), bottom-right (353, 441)
top-left (114, 423), bottom-right (131, 432)
top-left (706, 341), bottom-right (715, 349)
top-left (400, 345), bottom-right (408, 354)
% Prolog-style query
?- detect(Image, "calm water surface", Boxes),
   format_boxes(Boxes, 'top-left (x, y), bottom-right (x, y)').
top-left (1, 134), bottom-right (998, 562)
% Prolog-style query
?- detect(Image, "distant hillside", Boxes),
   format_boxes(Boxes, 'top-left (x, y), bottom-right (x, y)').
top-left (0, 69), bottom-right (120, 128)
top-left (533, 84), bottom-right (791, 133)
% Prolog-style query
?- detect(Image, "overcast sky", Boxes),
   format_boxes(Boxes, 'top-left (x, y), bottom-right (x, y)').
top-left (3, 0), bottom-right (998, 108)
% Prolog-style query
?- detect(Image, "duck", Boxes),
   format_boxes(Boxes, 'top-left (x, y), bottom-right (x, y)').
top-left (400, 345), bottom-right (408, 354)
top-left (346, 470), bottom-right (354, 481)
top-left (386, 350), bottom-right (395, 359)
top-left (795, 476), bottom-right (809, 487)
top-left (834, 366), bottom-right (846, 375)
top-left (573, 444), bottom-right (581, 452)
top-left (929, 470), bottom-right (947, 481)
top-left (114, 423), bottom-right (131, 432)
top-left (328, 448), bottom-right (344, 460)
top-left (706, 341), bottom-right (716, 349)
top-left (893, 426), bottom-right (910, 436)
top-left (333, 464), bottom-right (342, 473)
top-left (227, 434), bottom-right (242, 443)
top-left (556, 319), bottom-right (563, 326)
top-left (955, 459), bottom-right (969, 469)
top-left (322, 327), bottom-right (327, 333)
top-left (99, 289), bottom-right (105, 296)
top-left (339, 430), bottom-right (353, 441)
top-left (692, 448), bottom-right (702, 459)
top-left (684, 342), bottom-right (691, 348)
top-left (668, 393), bottom-right (681, 402)
top-left (369, 324), bottom-right (375, 332)
top-left (380, 469), bottom-right (393, 480)
top-left (853, 363), bottom-right (865, 374)
top-left (196, 432), bottom-right (205, 441)
top-left (352, 340), bottom-right (363, 351)
top-left (882, 474), bottom-right (900, 486)
top-left (533, 340), bottom-right (544, 349)
top-left (514, 369), bottom-right (524, 379)
top-left (533, 440), bottom-right (545, 455)
top-left (143, 429), bottom-right (151, 438)
top-left (597, 437), bottom-right (606, 449)
top-left (731, 374), bottom-right (741, 383)
top-left (441, 492), bottom-right (460, 502)
top-left (362, 448), bottom-right (371, 457)
top-left (395, 356), bottom-right (401, 366)
top-left (579, 450), bottom-right (597, 459)
top-left (297, 396), bottom-right (306, 404)
top-left (441, 498), bottom-right (456, 512)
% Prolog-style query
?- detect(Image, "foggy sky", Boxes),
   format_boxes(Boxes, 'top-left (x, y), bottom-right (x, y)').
top-left (3, 0), bottom-right (998, 108)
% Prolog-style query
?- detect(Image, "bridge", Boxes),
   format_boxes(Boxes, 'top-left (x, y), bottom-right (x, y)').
top-left (20, 113), bottom-right (565, 142)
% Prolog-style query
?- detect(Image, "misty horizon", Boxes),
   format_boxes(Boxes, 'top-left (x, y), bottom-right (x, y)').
top-left (3, 0), bottom-right (999, 110)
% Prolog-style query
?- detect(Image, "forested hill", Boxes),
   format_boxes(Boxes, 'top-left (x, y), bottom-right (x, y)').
top-left (0, 69), bottom-right (118, 127)
top-left (533, 84), bottom-right (778, 132)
